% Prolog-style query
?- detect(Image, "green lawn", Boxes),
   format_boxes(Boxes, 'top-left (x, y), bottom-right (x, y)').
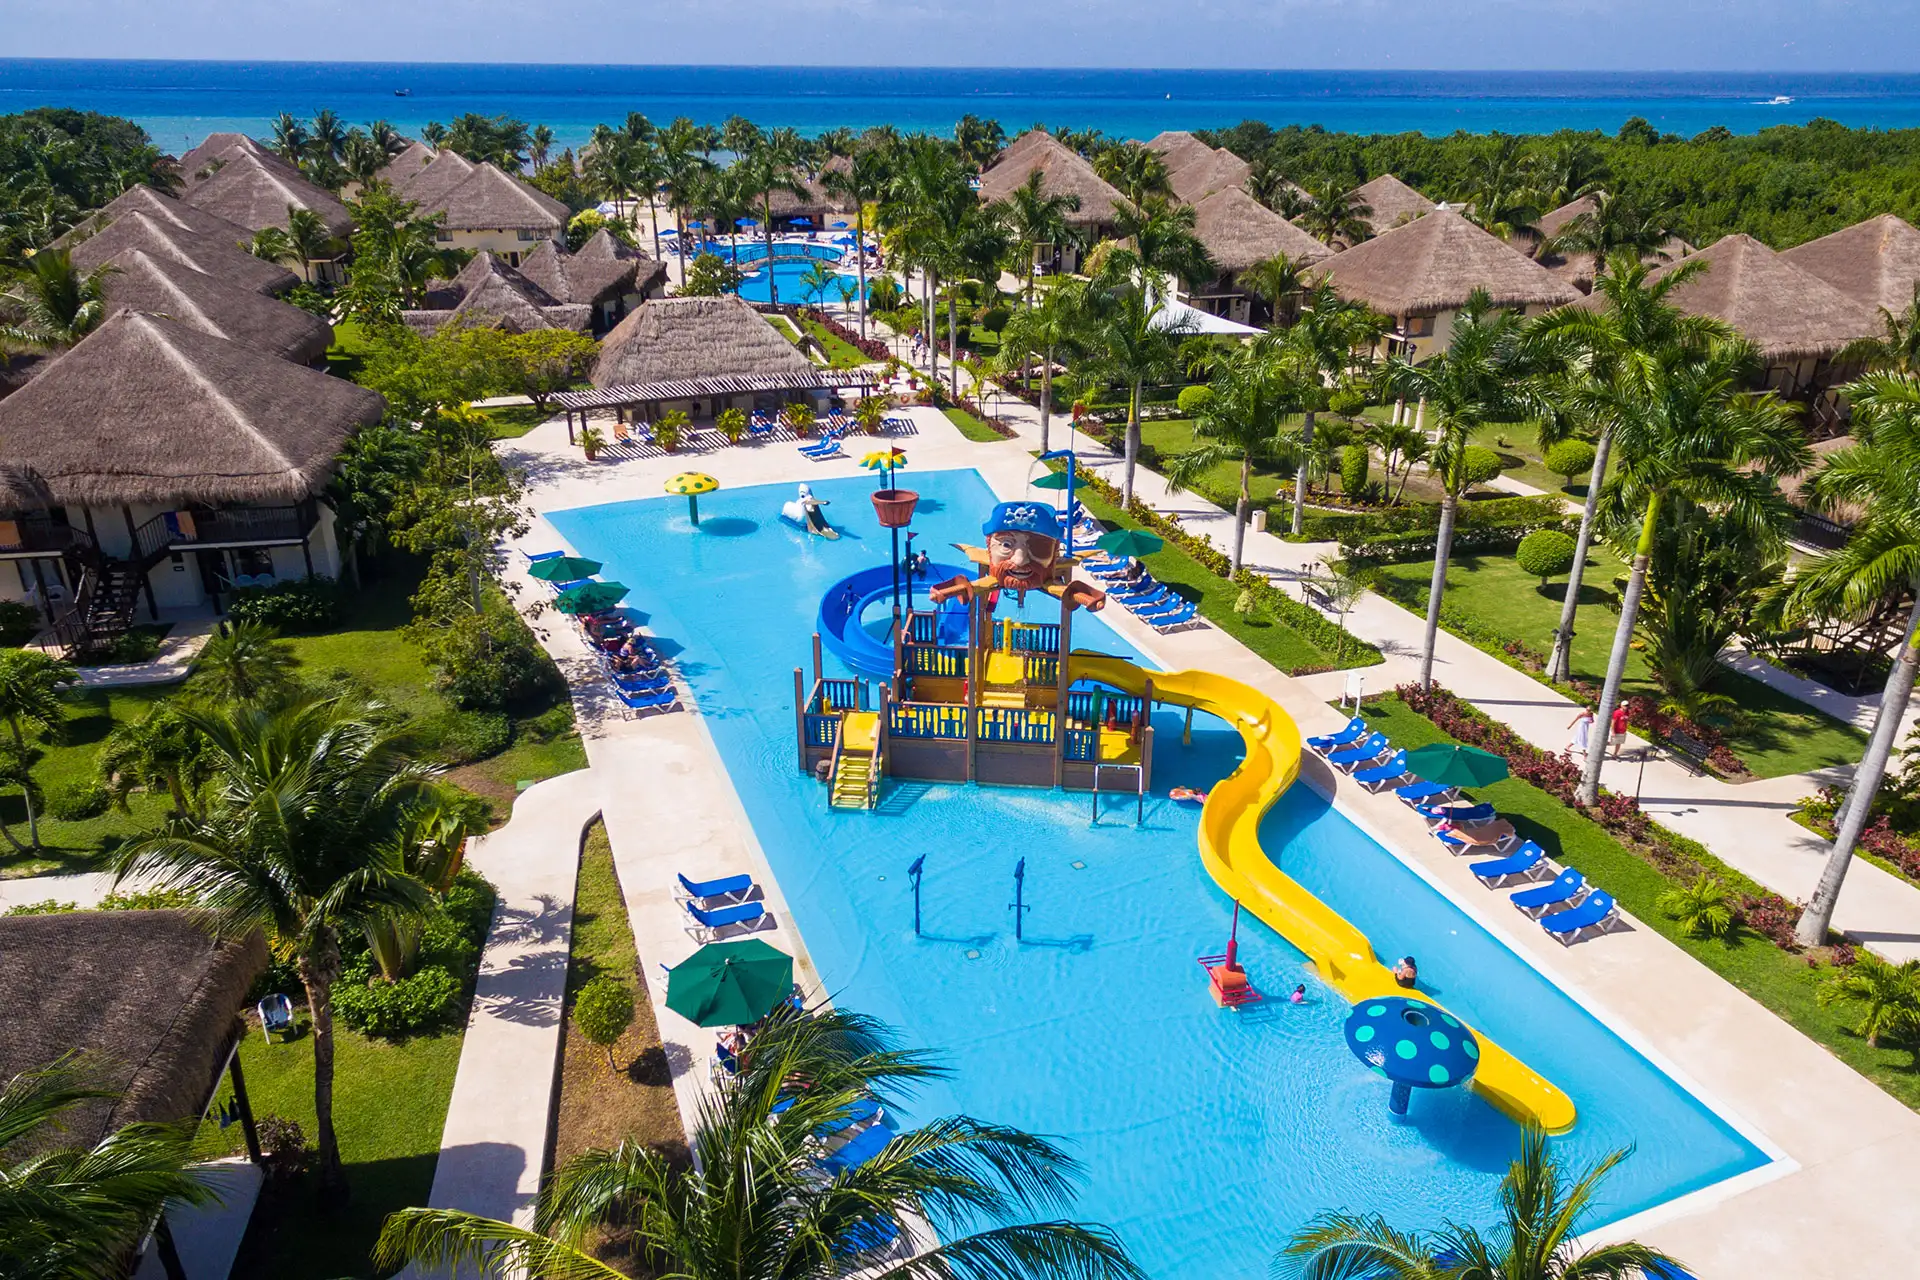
top-left (480, 405), bottom-right (552, 439)
top-left (203, 1016), bottom-right (466, 1278)
top-left (942, 406), bottom-right (1006, 443)
top-left (1362, 694), bottom-right (1920, 1112)
top-left (0, 686), bottom-right (176, 877)
top-left (796, 316), bottom-right (869, 369)
top-left (766, 314), bottom-right (804, 348)
top-left (1370, 551), bottom-right (1868, 778)
top-left (1468, 422), bottom-right (1582, 496)
top-left (1069, 482), bottom-right (1343, 674)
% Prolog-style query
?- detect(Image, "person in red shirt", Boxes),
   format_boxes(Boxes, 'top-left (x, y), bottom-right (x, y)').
top-left (1609, 704), bottom-right (1631, 758)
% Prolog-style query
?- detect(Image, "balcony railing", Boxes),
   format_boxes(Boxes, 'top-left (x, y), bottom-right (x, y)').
top-left (0, 517), bottom-right (94, 559)
top-left (131, 501), bottom-right (319, 565)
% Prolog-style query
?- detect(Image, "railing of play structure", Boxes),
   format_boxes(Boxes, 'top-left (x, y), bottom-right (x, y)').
top-left (906, 646), bottom-right (969, 678)
top-left (908, 612), bottom-right (941, 644)
top-left (1063, 728), bottom-right (1099, 762)
top-left (1024, 654), bottom-right (1059, 686)
top-left (1066, 689), bottom-right (1145, 726)
top-left (803, 713), bottom-right (839, 747)
top-left (889, 702), bottom-right (969, 739)
top-left (992, 620), bottom-right (1060, 654)
top-left (812, 679), bottom-right (870, 713)
top-left (978, 707), bottom-right (1055, 745)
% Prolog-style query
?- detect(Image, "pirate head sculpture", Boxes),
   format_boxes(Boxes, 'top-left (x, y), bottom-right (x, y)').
top-left (928, 501), bottom-right (1106, 613)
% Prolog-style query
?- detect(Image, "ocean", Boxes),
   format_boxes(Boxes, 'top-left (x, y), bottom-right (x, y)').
top-left (8, 61), bottom-right (1920, 153)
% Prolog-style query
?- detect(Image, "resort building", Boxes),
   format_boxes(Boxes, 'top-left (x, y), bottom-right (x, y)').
top-left (1527, 193), bottom-right (1694, 293)
top-left (763, 157), bottom-right (859, 232)
top-left (366, 137), bottom-right (438, 191)
top-left (978, 131), bottom-right (1131, 274)
top-left (98, 248), bottom-right (333, 365)
top-left (1613, 233), bottom-right (1881, 430)
top-left (0, 311), bottom-right (382, 650)
top-left (1168, 148), bottom-right (1252, 206)
top-left (180, 149), bottom-right (353, 244)
top-left (1185, 186), bottom-right (1332, 325)
top-left (1346, 174), bottom-right (1437, 242)
top-left (1145, 130), bottom-right (1218, 177)
top-left (383, 148), bottom-right (570, 265)
top-left (564, 295), bottom-right (862, 428)
top-left (403, 251), bottom-right (593, 336)
top-left (67, 209), bottom-right (299, 295)
top-left (1316, 209), bottom-right (1580, 361)
top-left (175, 131), bottom-right (297, 184)
top-left (58, 182), bottom-right (256, 252)
top-left (516, 228), bottom-right (669, 330)
top-left (1780, 213), bottom-right (1920, 318)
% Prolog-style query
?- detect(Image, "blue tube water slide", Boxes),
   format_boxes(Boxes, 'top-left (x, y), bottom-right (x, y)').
top-left (817, 562), bottom-right (971, 677)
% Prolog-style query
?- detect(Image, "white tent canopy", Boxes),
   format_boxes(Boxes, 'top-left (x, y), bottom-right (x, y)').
top-left (1152, 296), bottom-right (1263, 337)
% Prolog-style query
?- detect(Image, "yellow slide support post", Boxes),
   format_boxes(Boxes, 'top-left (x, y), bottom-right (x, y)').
top-left (1068, 655), bottom-right (1576, 1133)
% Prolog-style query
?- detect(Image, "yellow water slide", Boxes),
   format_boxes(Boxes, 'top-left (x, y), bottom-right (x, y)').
top-left (1069, 654), bottom-right (1576, 1133)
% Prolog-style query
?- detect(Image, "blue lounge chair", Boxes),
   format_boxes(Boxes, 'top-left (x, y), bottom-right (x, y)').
top-left (1352, 750), bottom-right (1409, 791)
top-left (1308, 717), bottom-right (1366, 754)
top-left (819, 1122), bottom-right (895, 1175)
top-left (1111, 580), bottom-right (1168, 605)
top-left (685, 898), bottom-right (769, 940)
top-left (1416, 799), bottom-right (1495, 826)
top-left (714, 1039), bottom-right (741, 1077)
top-left (1394, 780), bottom-right (1458, 806)
top-left (1122, 590), bottom-right (1179, 616)
top-left (257, 994), bottom-right (294, 1043)
top-left (1512, 869), bottom-right (1586, 918)
top-left (1149, 603), bottom-right (1201, 632)
top-left (816, 1097), bottom-right (884, 1136)
top-left (1136, 594), bottom-right (1194, 621)
top-left (621, 686), bottom-right (682, 713)
top-left (678, 871), bottom-right (754, 903)
top-left (522, 549), bottom-right (564, 563)
top-left (834, 1216), bottom-right (901, 1259)
top-left (1469, 842), bottom-right (1547, 886)
top-left (1326, 732), bottom-right (1391, 770)
top-left (1540, 890), bottom-right (1617, 944)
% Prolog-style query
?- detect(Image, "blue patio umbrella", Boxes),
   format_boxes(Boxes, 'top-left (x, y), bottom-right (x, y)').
top-left (788, 217), bottom-right (810, 226)
top-left (737, 218), bottom-right (759, 228)
top-left (1343, 996), bottom-right (1480, 1117)
top-left (829, 220), bottom-right (850, 229)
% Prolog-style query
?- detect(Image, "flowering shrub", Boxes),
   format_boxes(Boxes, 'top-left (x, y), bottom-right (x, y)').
top-left (1394, 683), bottom-right (1809, 948)
top-left (1622, 696), bottom-right (1749, 779)
top-left (798, 308), bottom-right (891, 361)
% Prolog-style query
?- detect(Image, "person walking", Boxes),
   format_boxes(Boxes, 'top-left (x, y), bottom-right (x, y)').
top-left (1609, 703), bottom-right (1631, 759)
top-left (1566, 706), bottom-right (1595, 760)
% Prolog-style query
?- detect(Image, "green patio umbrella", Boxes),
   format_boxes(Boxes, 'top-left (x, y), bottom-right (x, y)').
top-left (528, 555), bottom-right (602, 582)
top-left (554, 581), bottom-right (630, 614)
top-left (1095, 529), bottom-right (1165, 560)
top-left (1404, 743), bottom-right (1510, 788)
top-left (1030, 471), bottom-right (1073, 491)
top-left (666, 938), bottom-right (795, 1027)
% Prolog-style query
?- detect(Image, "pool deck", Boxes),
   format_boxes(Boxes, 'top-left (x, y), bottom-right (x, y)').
top-left (506, 405), bottom-right (1920, 1280)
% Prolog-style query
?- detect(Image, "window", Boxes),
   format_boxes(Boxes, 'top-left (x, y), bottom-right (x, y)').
top-left (435, 230), bottom-right (452, 243)
top-left (230, 547), bottom-right (275, 580)
top-left (517, 229), bottom-right (536, 242)
top-left (1403, 314), bottom-right (1436, 337)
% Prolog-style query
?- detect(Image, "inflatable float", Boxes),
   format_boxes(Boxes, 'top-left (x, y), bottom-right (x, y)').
top-left (781, 483), bottom-right (840, 539)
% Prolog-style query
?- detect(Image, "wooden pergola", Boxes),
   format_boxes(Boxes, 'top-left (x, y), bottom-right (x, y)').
top-left (555, 369), bottom-right (877, 438)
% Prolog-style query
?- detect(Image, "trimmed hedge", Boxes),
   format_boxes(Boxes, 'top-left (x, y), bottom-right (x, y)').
top-left (1328, 496), bottom-right (1574, 563)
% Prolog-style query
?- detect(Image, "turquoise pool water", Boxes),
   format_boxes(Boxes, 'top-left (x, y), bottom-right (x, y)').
top-left (545, 469), bottom-right (1768, 1277)
top-left (689, 239), bottom-right (864, 304)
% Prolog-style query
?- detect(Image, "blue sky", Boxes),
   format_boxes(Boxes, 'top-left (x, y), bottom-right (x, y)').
top-left (5, 0), bottom-right (1913, 69)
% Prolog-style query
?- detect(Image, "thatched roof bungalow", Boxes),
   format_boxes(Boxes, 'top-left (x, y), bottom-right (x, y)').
top-left (1318, 209), bottom-right (1580, 360)
top-left (389, 147), bottom-right (475, 206)
top-left (0, 911), bottom-right (266, 1153)
top-left (68, 211), bottom-right (299, 296)
top-left (978, 131), bottom-right (1130, 273)
top-left (0, 311), bottom-right (380, 625)
top-left (516, 230), bottom-right (667, 330)
top-left (402, 252), bottom-right (592, 336)
top-left (1348, 174), bottom-right (1437, 240)
top-left (370, 139), bottom-right (438, 191)
top-left (56, 183), bottom-right (254, 253)
top-left (1146, 131), bottom-right (1218, 177)
top-left (1169, 149), bottom-right (1251, 205)
top-left (181, 149), bottom-right (354, 241)
top-left (176, 132), bottom-right (298, 184)
top-left (1526, 193), bottom-right (1694, 293)
top-left (405, 159), bottom-right (570, 265)
top-left (1187, 187), bottom-right (1332, 326)
top-left (1780, 214), bottom-right (1920, 318)
top-left (99, 248), bottom-right (333, 365)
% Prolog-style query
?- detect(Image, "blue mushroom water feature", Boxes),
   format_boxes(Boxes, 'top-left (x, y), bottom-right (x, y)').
top-left (1343, 996), bottom-right (1480, 1118)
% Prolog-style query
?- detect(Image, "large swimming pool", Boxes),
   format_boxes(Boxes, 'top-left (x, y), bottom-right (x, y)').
top-left (689, 238), bottom-right (865, 305)
top-left (545, 469), bottom-right (1768, 1278)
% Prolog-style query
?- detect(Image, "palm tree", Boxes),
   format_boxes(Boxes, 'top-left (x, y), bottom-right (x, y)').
top-left (1571, 339), bottom-right (1808, 805)
top-left (191, 620), bottom-right (299, 704)
top-left (307, 110), bottom-right (348, 166)
top-left (1239, 251), bottom-right (1309, 328)
top-left (1529, 254), bottom-right (1730, 684)
top-left (1530, 137), bottom-right (1609, 211)
top-left (1093, 141), bottom-right (1170, 209)
top-left (0, 1056), bottom-right (222, 1279)
top-left (98, 701), bottom-right (209, 817)
top-left (1113, 198), bottom-right (1215, 291)
top-left (1539, 190), bottom-right (1680, 285)
top-left (1787, 371), bottom-right (1920, 945)
top-left (1296, 175), bottom-right (1372, 247)
top-left (376, 1008), bottom-right (1144, 1280)
top-left (0, 249), bottom-right (117, 352)
top-left (1167, 340), bottom-right (1308, 569)
top-left (1276, 1124), bottom-right (1679, 1280)
top-left (656, 120), bottom-right (715, 281)
top-left (821, 144), bottom-right (892, 338)
top-left (1084, 255), bottom-right (1194, 507)
top-left (1381, 293), bottom-right (1540, 689)
top-left (1284, 280), bottom-right (1387, 534)
top-left (1246, 161), bottom-right (1307, 219)
top-left (1461, 134), bottom-right (1541, 241)
top-left (996, 169), bottom-right (1081, 309)
top-left (284, 205), bottom-right (341, 283)
top-left (340, 131), bottom-right (388, 188)
top-left (882, 137), bottom-right (975, 390)
top-left (111, 697), bottom-right (442, 1200)
top-left (999, 279), bottom-right (1089, 453)
top-left (269, 112), bottom-right (309, 165)
top-left (365, 796), bottom-right (482, 981)
top-left (1839, 282), bottom-right (1920, 375)
top-left (954, 113), bottom-right (1007, 170)
top-left (741, 128), bottom-right (813, 307)
top-left (0, 648), bottom-right (75, 851)
top-left (1817, 951), bottom-right (1920, 1047)
top-left (530, 124), bottom-right (554, 170)
top-left (366, 119), bottom-right (405, 156)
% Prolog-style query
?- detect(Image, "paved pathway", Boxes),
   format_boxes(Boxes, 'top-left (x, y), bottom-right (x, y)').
top-left (412, 768), bottom-right (603, 1237)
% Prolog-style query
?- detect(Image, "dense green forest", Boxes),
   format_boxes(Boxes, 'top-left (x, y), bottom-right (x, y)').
top-left (1197, 117), bottom-right (1920, 249)
top-left (0, 108), bottom-right (174, 261)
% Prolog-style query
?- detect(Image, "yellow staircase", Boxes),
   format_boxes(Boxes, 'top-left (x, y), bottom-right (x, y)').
top-left (980, 650), bottom-right (1029, 709)
top-left (828, 711), bottom-right (880, 809)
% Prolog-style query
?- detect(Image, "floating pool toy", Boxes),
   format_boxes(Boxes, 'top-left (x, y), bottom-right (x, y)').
top-left (780, 483), bottom-right (839, 539)
top-left (1343, 995), bottom-right (1481, 1118)
top-left (1170, 787), bottom-right (1208, 805)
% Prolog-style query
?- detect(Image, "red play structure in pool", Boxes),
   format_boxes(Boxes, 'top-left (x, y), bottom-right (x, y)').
top-left (1198, 901), bottom-right (1262, 1008)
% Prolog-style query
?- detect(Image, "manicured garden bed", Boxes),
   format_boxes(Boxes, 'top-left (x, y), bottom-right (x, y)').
top-left (942, 406), bottom-right (1010, 443)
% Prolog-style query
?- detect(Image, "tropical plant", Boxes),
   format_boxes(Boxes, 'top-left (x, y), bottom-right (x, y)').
top-left (1275, 1123), bottom-right (1680, 1280)
top-left (284, 205), bottom-right (342, 283)
top-left (1636, 499), bottom-right (1780, 725)
top-left (0, 1056), bottom-right (222, 1279)
top-left (1380, 291), bottom-right (1541, 689)
top-left (572, 974), bottom-right (635, 1071)
top-left (191, 620), bottom-right (299, 705)
top-left (1112, 198), bottom-right (1215, 288)
top-left (781, 400), bottom-right (817, 437)
top-left (798, 259), bottom-right (840, 307)
top-left (715, 406), bottom-right (749, 443)
top-left (880, 136), bottom-right (975, 391)
top-left (374, 1008), bottom-right (1144, 1280)
top-left (1783, 371), bottom-right (1920, 945)
top-left (1528, 254), bottom-right (1733, 685)
top-left (954, 114), bottom-right (1007, 170)
top-left (0, 648), bottom-right (75, 850)
top-left (0, 248), bottom-right (117, 352)
top-left (1093, 141), bottom-right (1171, 208)
top-left (1658, 873), bottom-right (1734, 938)
top-left (1538, 190), bottom-right (1681, 284)
top-left (1082, 255), bottom-right (1193, 506)
top-left (97, 701), bottom-right (209, 817)
top-left (738, 128), bottom-right (812, 307)
top-left (1543, 438), bottom-right (1597, 486)
top-left (657, 118), bottom-right (718, 280)
top-left (1515, 528), bottom-right (1578, 587)
top-left (1166, 339), bottom-right (1309, 570)
top-left (1295, 174), bottom-right (1372, 246)
top-left (269, 112), bottom-right (309, 164)
top-left (1817, 952), bottom-right (1920, 1047)
top-left (1239, 251), bottom-right (1310, 327)
top-left (1571, 339), bottom-right (1806, 804)
top-left (1283, 280), bottom-right (1388, 534)
top-left (995, 169), bottom-right (1082, 308)
top-left (364, 796), bottom-right (482, 981)
top-left (656, 409), bottom-right (692, 453)
top-left (110, 696), bottom-right (443, 1199)
top-left (680, 251), bottom-right (744, 298)
top-left (1839, 282), bottom-right (1920, 375)
top-left (854, 395), bottom-right (889, 435)
top-left (998, 277), bottom-right (1089, 454)
top-left (441, 113), bottom-right (532, 169)
top-left (820, 144), bottom-right (892, 337)
top-left (578, 425), bottom-right (606, 459)
top-left (1459, 134), bottom-right (1542, 241)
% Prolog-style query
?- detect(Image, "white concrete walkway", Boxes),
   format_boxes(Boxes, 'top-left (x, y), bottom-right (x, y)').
top-left (413, 768), bottom-right (603, 1235)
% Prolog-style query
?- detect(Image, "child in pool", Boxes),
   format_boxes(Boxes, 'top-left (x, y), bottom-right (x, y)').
top-left (1289, 984), bottom-right (1306, 1004)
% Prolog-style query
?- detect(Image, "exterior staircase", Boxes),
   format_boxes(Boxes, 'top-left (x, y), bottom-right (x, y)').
top-left (54, 557), bottom-right (143, 660)
top-left (828, 710), bottom-right (880, 810)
